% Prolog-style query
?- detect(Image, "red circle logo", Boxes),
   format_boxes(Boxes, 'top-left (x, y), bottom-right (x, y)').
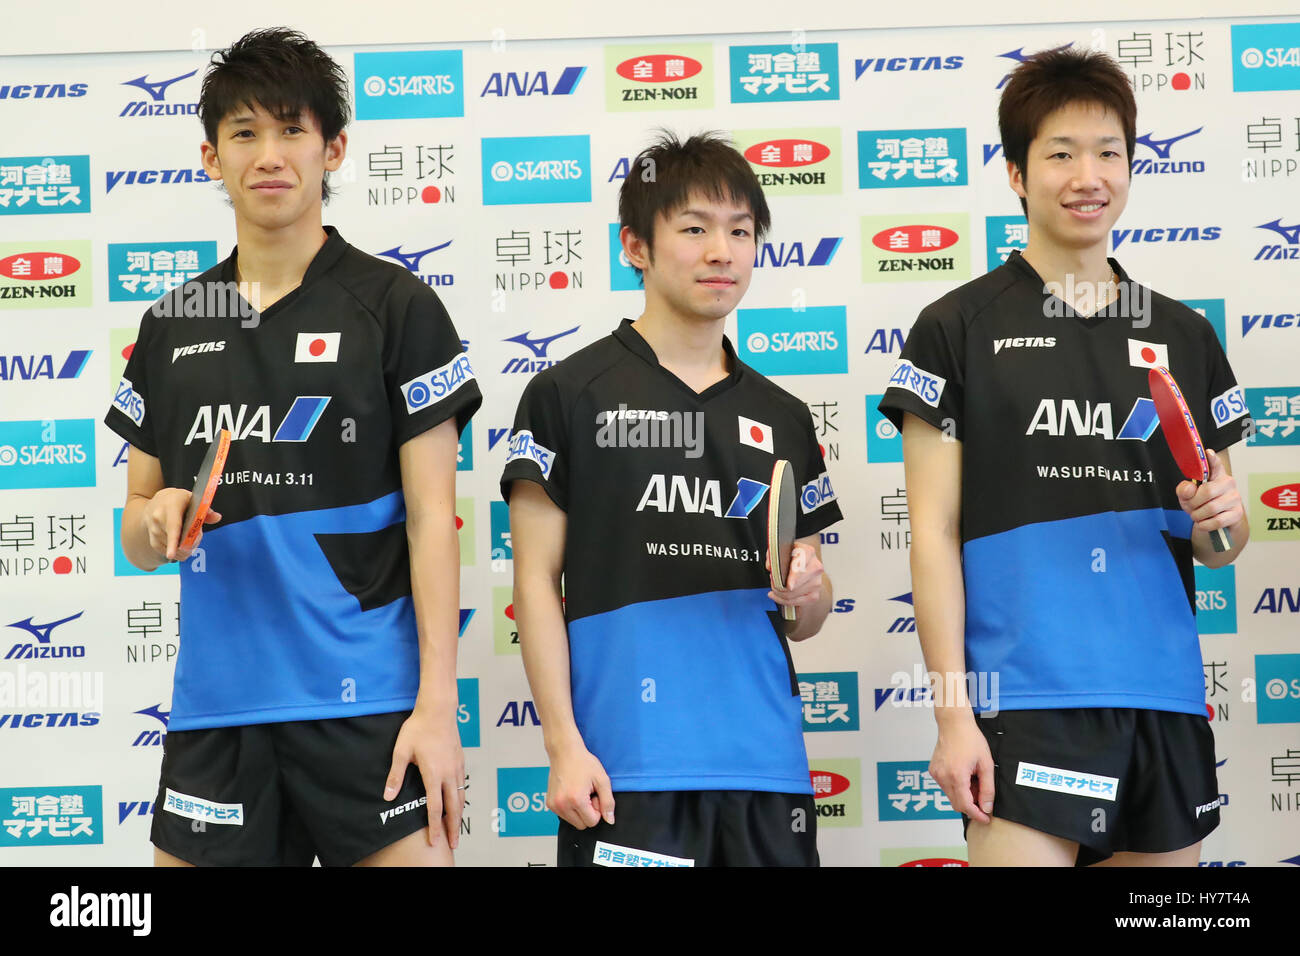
top-left (52, 556), bottom-right (72, 574)
top-left (1172, 73), bottom-right (1190, 90)
top-left (422, 186), bottom-right (441, 204)
top-left (548, 271), bottom-right (568, 290)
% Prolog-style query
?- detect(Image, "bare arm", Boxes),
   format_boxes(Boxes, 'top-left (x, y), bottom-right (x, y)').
top-left (772, 536), bottom-right (833, 643)
top-left (903, 412), bottom-right (993, 823)
top-left (1183, 448), bottom-right (1249, 568)
top-left (509, 479), bottom-right (614, 829)
top-left (121, 445), bottom-right (218, 569)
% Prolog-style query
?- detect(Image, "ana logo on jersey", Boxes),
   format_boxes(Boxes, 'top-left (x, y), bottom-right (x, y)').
top-left (1027, 397), bottom-right (1161, 441)
top-left (171, 341), bottom-right (225, 363)
top-left (184, 398), bottom-right (330, 445)
top-left (635, 474), bottom-right (770, 518)
top-left (295, 332), bottom-right (340, 364)
top-left (738, 416), bottom-right (773, 453)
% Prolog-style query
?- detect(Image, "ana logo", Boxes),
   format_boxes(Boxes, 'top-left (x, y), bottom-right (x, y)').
top-left (1112, 226), bottom-right (1221, 248)
top-left (864, 328), bottom-right (905, 355)
top-left (354, 50), bottom-right (464, 120)
top-left (0, 155), bottom-right (90, 215)
top-left (995, 43), bottom-right (1073, 88)
top-left (481, 67), bottom-right (586, 97)
top-left (183, 398), bottom-right (330, 445)
top-left (0, 251), bottom-right (80, 280)
top-left (754, 237), bottom-right (841, 268)
top-left (1254, 219), bottom-right (1300, 261)
top-left (497, 700), bottom-right (541, 727)
top-left (1132, 128), bottom-right (1205, 174)
top-left (481, 135), bottom-right (591, 206)
top-left (1254, 588), bottom-right (1300, 614)
top-left (854, 55), bottom-right (963, 77)
top-left (501, 327), bottom-right (580, 374)
top-left (635, 475), bottom-right (770, 519)
top-left (0, 350), bottom-right (90, 382)
top-left (4, 611), bottom-right (85, 660)
top-left (858, 128), bottom-right (968, 188)
top-left (0, 419), bottom-right (95, 489)
top-left (737, 306), bottom-right (847, 375)
top-left (1231, 22), bottom-right (1300, 92)
top-left (131, 703), bottom-right (169, 747)
top-left (743, 139), bottom-right (831, 168)
top-left (729, 43), bottom-right (839, 103)
top-left (119, 69), bottom-right (198, 117)
top-left (0, 82), bottom-right (88, 99)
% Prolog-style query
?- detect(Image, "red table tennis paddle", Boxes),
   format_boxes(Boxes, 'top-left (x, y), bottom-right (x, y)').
top-left (179, 428), bottom-right (230, 555)
top-left (768, 458), bottom-right (799, 629)
top-left (1148, 366), bottom-right (1231, 552)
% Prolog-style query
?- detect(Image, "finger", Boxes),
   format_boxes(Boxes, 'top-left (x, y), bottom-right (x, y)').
top-left (420, 768), bottom-right (443, 848)
top-left (975, 751), bottom-right (995, 822)
top-left (593, 773), bottom-right (616, 826)
top-left (444, 777), bottom-right (463, 850)
top-left (204, 509), bottom-right (222, 524)
top-left (383, 747), bottom-right (408, 801)
top-left (1205, 448), bottom-right (1224, 480)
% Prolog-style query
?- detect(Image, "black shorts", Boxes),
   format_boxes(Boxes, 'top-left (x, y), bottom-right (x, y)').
top-left (966, 707), bottom-right (1221, 866)
top-left (557, 790), bottom-right (818, 867)
top-left (151, 711), bottom-right (430, 866)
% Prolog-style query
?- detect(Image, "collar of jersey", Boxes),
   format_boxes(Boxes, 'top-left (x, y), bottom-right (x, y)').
top-left (613, 318), bottom-right (744, 400)
top-left (1004, 248), bottom-right (1135, 327)
top-left (218, 225), bottom-right (349, 321)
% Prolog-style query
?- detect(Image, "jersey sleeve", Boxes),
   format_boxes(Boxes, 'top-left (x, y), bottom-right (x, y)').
top-left (385, 285), bottom-right (482, 448)
top-left (499, 371), bottom-right (569, 511)
top-left (1200, 322), bottom-right (1251, 453)
top-left (794, 403), bottom-right (842, 539)
top-left (103, 305), bottom-right (158, 457)
top-left (876, 302), bottom-right (966, 440)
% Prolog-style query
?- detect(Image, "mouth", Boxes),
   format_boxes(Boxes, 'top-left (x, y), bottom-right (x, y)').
top-left (698, 277), bottom-right (736, 289)
top-left (251, 181), bottom-right (293, 192)
top-left (1064, 199), bottom-right (1107, 218)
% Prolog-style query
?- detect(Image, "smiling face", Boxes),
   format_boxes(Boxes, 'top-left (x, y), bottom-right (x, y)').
top-left (200, 103), bottom-right (346, 233)
top-left (622, 192), bottom-right (756, 323)
top-left (1009, 100), bottom-right (1130, 256)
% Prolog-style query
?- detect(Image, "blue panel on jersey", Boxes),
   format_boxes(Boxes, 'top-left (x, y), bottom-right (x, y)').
top-left (963, 508), bottom-right (1205, 716)
top-left (172, 491), bottom-right (418, 729)
top-left (567, 588), bottom-right (810, 794)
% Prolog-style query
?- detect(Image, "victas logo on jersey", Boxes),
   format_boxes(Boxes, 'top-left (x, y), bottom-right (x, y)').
top-left (1254, 218), bottom-right (1300, 260)
top-left (184, 398), bottom-right (330, 444)
top-left (171, 341), bottom-right (225, 364)
top-left (119, 68), bottom-right (198, 117)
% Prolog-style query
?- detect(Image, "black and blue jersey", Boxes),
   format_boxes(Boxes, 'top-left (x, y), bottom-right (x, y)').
top-left (879, 250), bottom-right (1249, 716)
top-left (106, 227), bottom-right (480, 732)
top-left (501, 320), bottom-right (842, 794)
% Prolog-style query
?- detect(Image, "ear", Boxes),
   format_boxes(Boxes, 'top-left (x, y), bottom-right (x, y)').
top-left (1007, 158), bottom-right (1027, 200)
top-left (324, 130), bottom-right (347, 171)
top-left (620, 224), bottom-right (652, 273)
top-left (200, 141), bottom-right (222, 183)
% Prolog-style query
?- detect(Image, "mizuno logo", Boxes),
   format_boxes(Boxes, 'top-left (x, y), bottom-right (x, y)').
top-left (134, 703), bottom-right (170, 727)
top-left (376, 241), bottom-right (452, 272)
top-left (996, 43), bottom-right (1072, 88)
top-left (6, 611), bottom-right (83, 644)
top-left (1135, 128), bottom-right (1202, 159)
top-left (121, 70), bottom-right (196, 101)
top-left (1258, 219), bottom-right (1300, 244)
top-left (503, 327), bottom-right (580, 358)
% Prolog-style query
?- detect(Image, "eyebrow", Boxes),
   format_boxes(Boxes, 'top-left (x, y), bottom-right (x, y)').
top-left (1043, 135), bottom-right (1124, 146)
top-left (224, 113), bottom-right (305, 127)
top-left (677, 207), bottom-right (754, 223)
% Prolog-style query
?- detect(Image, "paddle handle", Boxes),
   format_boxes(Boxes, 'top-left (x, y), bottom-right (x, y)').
top-left (1209, 527), bottom-right (1232, 553)
top-left (781, 605), bottom-right (797, 623)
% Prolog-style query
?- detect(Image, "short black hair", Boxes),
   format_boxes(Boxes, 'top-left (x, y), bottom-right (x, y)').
top-left (618, 130), bottom-right (771, 279)
top-left (999, 48), bottom-right (1136, 216)
top-left (199, 28), bottom-right (350, 202)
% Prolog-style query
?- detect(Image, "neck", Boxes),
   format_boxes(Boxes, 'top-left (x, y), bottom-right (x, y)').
top-left (1019, 240), bottom-right (1113, 290)
top-left (631, 296), bottom-right (728, 374)
top-left (232, 212), bottom-right (328, 290)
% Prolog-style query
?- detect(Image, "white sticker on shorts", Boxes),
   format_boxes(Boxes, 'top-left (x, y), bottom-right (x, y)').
top-left (163, 788), bottom-right (245, 825)
top-left (1014, 761), bottom-right (1118, 801)
top-left (593, 840), bottom-right (694, 867)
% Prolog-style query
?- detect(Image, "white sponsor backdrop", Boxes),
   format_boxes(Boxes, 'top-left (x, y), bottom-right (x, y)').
top-left (1, 18), bottom-right (1297, 867)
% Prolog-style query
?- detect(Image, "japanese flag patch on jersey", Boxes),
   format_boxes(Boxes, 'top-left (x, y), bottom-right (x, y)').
top-left (1127, 338), bottom-right (1169, 371)
top-left (295, 332), bottom-right (341, 363)
top-left (738, 415), bottom-right (773, 453)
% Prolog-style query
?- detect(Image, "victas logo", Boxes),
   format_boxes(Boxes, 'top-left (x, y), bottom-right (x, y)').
top-left (131, 704), bottom-right (169, 747)
top-left (863, 214), bottom-right (970, 282)
top-left (729, 43), bottom-right (839, 103)
top-left (754, 236), bottom-right (841, 268)
top-left (1245, 387), bottom-right (1300, 446)
top-left (605, 45), bottom-right (713, 110)
top-left (119, 68), bottom-right (198, 117)
top-left (355, 50), bottom-right (464, 120)
top-left (500, 326), bottom-right (580, 375)
top-left (1195, 565), bottom-right (1237, 635)
top-left (481, 66), bottom-right (586, 97)
top-left (183, 398), bottom-right (330, 445)
top-left (798, 671), bottom-right (860, 731)
top-left (107, 241), bottom-right (218, 301)
top-left (104, 167), bottom-right (210, 194)
top-left (1253, 218), bottom-right (1300, 261)
top-left (1232, 22), bottom-right (1300, 92)
top-left (481, 135), bottom-right (591, 206)
top-left (0, 419), bottom-right (95, 490)
top-left (878, 760), bottom-right (957, 820)
top-left (738, 306), bottom-right (847, 376)
top-left (858, 128), bottom-right (967, 188)
top-left (0, 786), bottom-right (102, 847)
top-left (171, 341), bottom-right (225, 364)
top-left (4, 611), bottom-right (85, 660)
top-left (376, 240), bottom-right (454, 288)
top-left (1111, 225), bottom-right (1221, 249)
top-left (994, 336), bottom-right (1056, 354)
top-left (854, 55), bottom-right (963, 77)
top-left (1242, 312), bottom-right (1297, 338)
top-left (117, 799), bottom-right (155, 824)
top-left (0, 82), bottom-right (87, 99)
top-left (0, 350), bottom-right (90, 382)
top-left (0, 241), bottom-right (92, 309)
top-left (1132, 128), bottom-right (1205, 174)
top-left (0, 155), bottom-right (90, 215)
top-left (635, 475), bottom-right (770, 519)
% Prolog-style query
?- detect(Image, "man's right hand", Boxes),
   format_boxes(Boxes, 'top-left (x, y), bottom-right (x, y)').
top-left (546, 743), bottom-right (615, 830)
top-left (930, 715), bottom-right (995, 824)
top-left (141, 488), bottom-right (220, 563)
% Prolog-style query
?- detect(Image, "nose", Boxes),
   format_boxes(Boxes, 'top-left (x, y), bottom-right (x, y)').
top-left (1072, 154), bottom-right (1103, 190)
top-left (256, 134), bottom-right (284, 170)
top-left (704, 227), bottom-right (732, 264)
